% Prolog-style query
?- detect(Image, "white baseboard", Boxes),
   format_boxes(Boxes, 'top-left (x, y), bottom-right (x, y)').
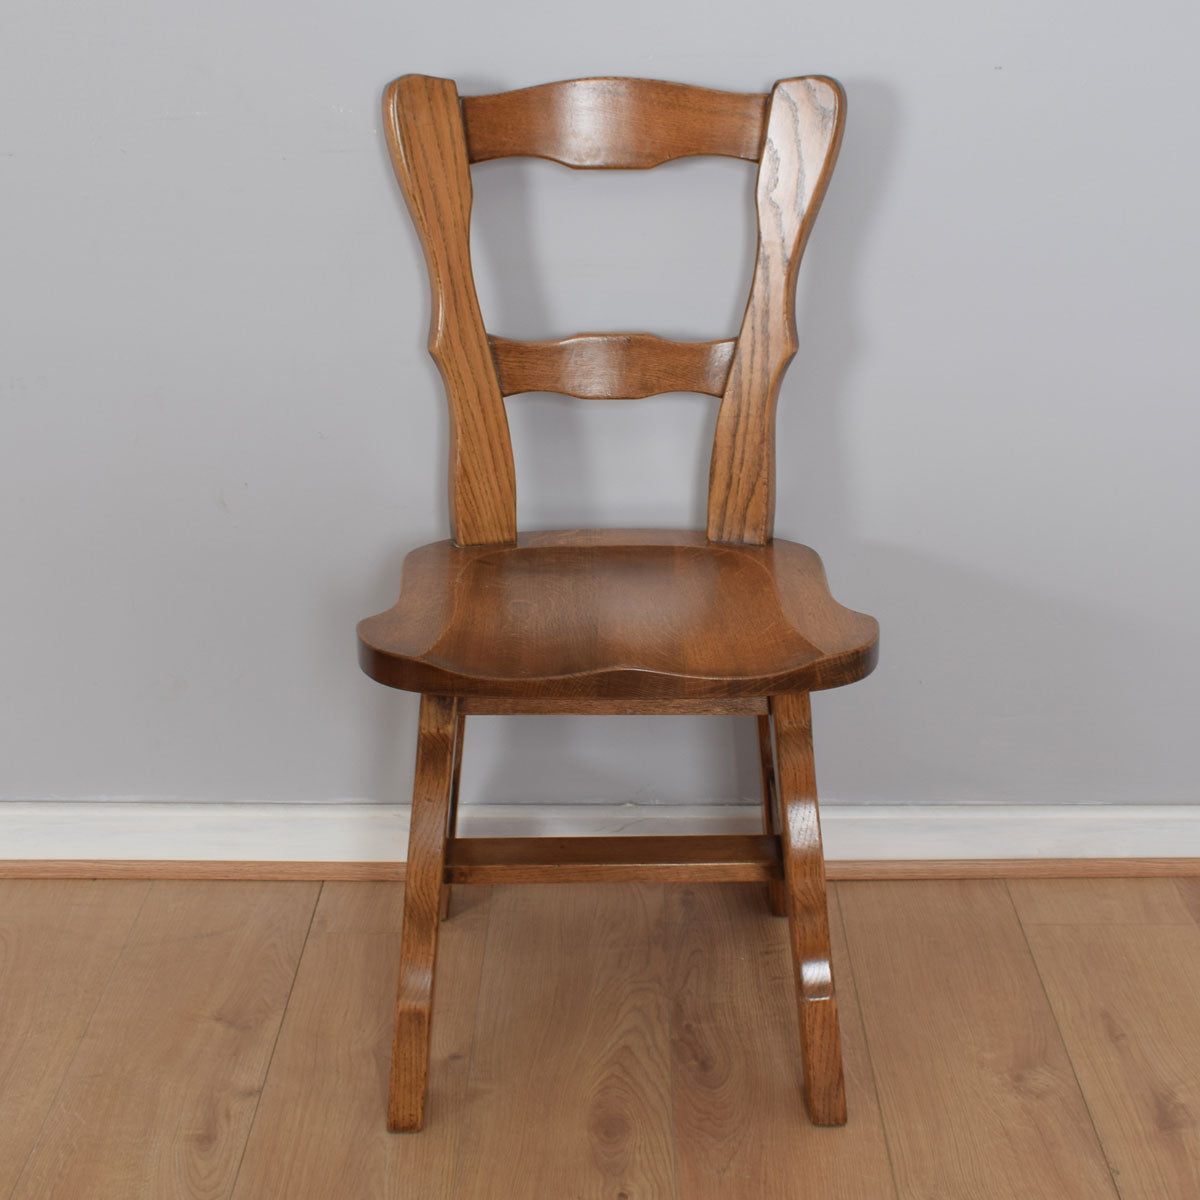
top-left (3, 800), bottom-right (1200, 862)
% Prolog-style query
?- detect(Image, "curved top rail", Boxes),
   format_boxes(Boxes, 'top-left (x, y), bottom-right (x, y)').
top-left (462, 78), bottom-right (768, 169)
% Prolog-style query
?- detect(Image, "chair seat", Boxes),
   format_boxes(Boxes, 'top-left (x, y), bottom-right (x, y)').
top-left (357, 529), bottom-right (878, 699)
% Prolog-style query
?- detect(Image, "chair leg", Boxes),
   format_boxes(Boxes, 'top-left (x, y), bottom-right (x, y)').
top-left (756, 712), bottom-right (788, 917)
top-left (439, 712), bottom-right (466, 921)
top-left (771, 692), bottom-right (847, 1127)
top-left (389, 694), bottom-right (458, 1133)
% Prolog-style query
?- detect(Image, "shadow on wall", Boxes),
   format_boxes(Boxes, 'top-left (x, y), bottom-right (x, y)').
top-left (782, 79), bottom-right (1192, 807)
top-left (818, 542), bottom-right (1194, 806)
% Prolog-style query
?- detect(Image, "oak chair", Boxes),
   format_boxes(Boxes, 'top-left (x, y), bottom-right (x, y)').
top-left (358, 74), bottom-right (878, 1132)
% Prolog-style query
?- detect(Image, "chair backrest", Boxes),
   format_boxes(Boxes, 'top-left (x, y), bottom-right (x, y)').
top-left (382, 74), bottom-right (845, 547)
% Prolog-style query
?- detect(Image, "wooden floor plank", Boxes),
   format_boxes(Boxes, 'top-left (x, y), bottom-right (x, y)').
top-left (453, 883), bottom-right (675, 1200)
top-left (1171, 877), bottom-right (1200, 925)
top-left (1017, 881), bottom-right (1200, 1199)
top-left (0, 880), bottom-right (149, 1198)
top-left (1008, 878), bottom-right (1195, 926)
top-left (13, 875), bottom-right (1200, 1198)
top-left (838, 880), bottom-right (1118, 1199)
top-left (9, 881), bottom-right (319, 1200)
top-left (667, 882), bottom-right (896, 1199)
top-left (230, 882), bottom-right (491, 1200)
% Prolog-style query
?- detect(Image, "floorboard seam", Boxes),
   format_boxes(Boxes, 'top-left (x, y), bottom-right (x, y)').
top-left (831, 883), bottom-right (902, 1200)
top-left (660, 883), bottom-right (683, 1200)
top-left (1003, 880), bottom-right (1125, 1200)
top-left (1171, 878), bottom-right (1200, 927)
top-left (227, 880), bottom-right (325, 1200)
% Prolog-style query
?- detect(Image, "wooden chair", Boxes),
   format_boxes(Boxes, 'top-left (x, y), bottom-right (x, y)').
top-left (358, 74), bottom-right (878, 1132)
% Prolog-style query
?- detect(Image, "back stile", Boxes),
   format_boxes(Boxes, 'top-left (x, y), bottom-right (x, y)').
top-left (707, 77), bottom-right (845, 545)
top-left (383, 75), bottom-right (517, 546)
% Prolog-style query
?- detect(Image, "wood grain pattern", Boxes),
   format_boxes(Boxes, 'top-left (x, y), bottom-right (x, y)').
top-left (439, 712), bottom-right (467, 921)
top-left (389, 694), bottom-right (458, 1131)
top-left (827, 857), bottom-right (1200, 880)
top-left (371, 72), bottom-right (870, 1141)
top-left (383, 76), bottom-right (516, 545)
top-left (357, 529), bottom-right (878, 699)
top-left (382, 74), bottom-right (851, 550)
top-left (444, 833), bottom-right (781, 884)
top-left (708, 77), bottom-right (845, 544)
top-left (839, 880), bottom-right (1119, 1198)
top-left (489, 332), bottom-right (734, 398)
top-left (1169, 876), bottom-right (1200, 924)
top-left (231, 882), bottom-right (491, 1199)
top-left (451, 884), bottom-right (674, 1198)
top-left (772, 692), bottom-right (846, 1124)
top-left (12, 878), bottom-right (1200, 1195)
top-left (757, 711), bottom-right (788, 916)
top-left (462, 77), bottom-right (767, 168)
top-left (0, 881), bottom-right (149, 1197)
top-left (1018, 880), bottom-right (1200, 1199)
top-left (1008, 877), bottom-right (1195, 925)
top-left (668, 884), bottom-right (896, 1197)
top-left (10, 881), bottom-right (318, 1200)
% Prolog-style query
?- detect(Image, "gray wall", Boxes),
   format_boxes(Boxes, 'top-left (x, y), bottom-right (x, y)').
top-left (3, 0), bottom-right (1197, 809)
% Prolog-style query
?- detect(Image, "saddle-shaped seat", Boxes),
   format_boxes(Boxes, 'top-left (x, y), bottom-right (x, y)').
top-left (359, 530), bottom-right (877, 698)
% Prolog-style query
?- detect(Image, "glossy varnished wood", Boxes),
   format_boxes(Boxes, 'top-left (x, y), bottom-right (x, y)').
top-left (383, 73), bottom-right (850, 549)
top-left (489, 332), bottom-right (735, 398)
top-left (708, 77), bottom-right (846, 543)
top-left (383, 76), bottom-right (516, 546)
top-left (757, 711), bottom-right (789, 915)
top-left (462, 77), bottom-right (767, 168)
top-left (372, 71), bottom-right (872, 1135)
top-left (444, 833), bottom-right (781, 884)
top-left (389, 695), bottom-right (458, 1132)
top-left (438, 713), bottom-right (466, 921)
top-left (772, 692), bottom-right (846, 1124)
top-left (358, 529), bottom-right (878, 698)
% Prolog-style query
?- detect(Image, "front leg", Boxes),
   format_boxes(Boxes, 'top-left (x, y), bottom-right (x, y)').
top-left (771, 692), bottom-right (847, 1126)
top-left (389, 693), bottom-right (459, 1132)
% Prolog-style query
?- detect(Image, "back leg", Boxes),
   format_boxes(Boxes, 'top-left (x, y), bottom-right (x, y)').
top-left (756, 712), bottom-right (788, 916)
top-left (439, 712), bottom-right (467, 921)
top-left (771, 692), bottom-right (847, 1126)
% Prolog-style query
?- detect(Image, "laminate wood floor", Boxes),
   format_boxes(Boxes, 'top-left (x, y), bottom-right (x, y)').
top-left (3, 877), bottom-right (1197, 1198)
